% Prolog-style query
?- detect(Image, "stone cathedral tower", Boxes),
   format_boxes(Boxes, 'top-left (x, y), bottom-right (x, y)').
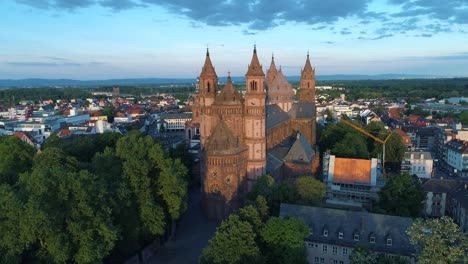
top-left (193, 47), bottom-right (318, 219)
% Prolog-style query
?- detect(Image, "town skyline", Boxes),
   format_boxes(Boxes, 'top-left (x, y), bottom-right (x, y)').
top-left (1, 0), bottom-right (467, 79)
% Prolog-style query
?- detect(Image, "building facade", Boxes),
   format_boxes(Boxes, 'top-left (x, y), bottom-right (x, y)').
top-left (280, 204), bottom-right (416, 264)
top-left (190, 47), bottom-right (318, 219)
top-left (401, 152), bottom-right (433, 178)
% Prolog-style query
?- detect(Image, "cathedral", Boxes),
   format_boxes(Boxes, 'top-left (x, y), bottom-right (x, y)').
top-left (187, 46), bottom-right (319, 219)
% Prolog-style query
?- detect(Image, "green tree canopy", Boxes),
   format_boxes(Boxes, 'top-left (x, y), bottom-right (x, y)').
top-left (3, 147), bottom-right (119, 263)
top-left (377, 173), bottom-right (424, 217)
top-left (0, 136), bottom-right (35, 185)
top-left (407, 216), bottom-right (468, 264)
top-left (349, 245), bottom-right (378, 264)
top-left (200, 214), bottom-right (262, 264)
top-left (295, 176), bottom-right (325, 206)
top-left (260, 217), bottom-right (309, 264)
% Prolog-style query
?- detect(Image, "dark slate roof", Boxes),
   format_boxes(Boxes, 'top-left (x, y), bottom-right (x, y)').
top-left (288, 102), bottom-right (315, 119)
top-left (280, 203), bottom-right (416, 257)
top-left (266, 104), bottom-right (289, 129)
top-left (283, 133), bottom-right (315, 163)
top-left (422, 179), bottom-right (462, 193)
top-left (416, 127), bottom-right (437, 137)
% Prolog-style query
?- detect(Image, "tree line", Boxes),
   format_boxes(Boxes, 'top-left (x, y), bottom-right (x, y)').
top-left (0, 132), bottom-right (190, 263)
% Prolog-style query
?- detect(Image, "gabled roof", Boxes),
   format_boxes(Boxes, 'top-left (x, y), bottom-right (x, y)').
top-left (284, 133), bottom-right (315, 163)
top-left (245, 46), bottom-right (265, 77)
top-left (333, 157), bottom-right (372, 184)
top-left (288, 102), bottom-right (315, 119)
top-left (266, 104), bottom-right (289, 129)
top-left (205, 120), bottom-right (247, 155)
top-left (268, 69), bottom-right (295, 98)
top-left (280, 204), bottom-right (415, 256)
top-left (423, 179), bottom-right (463, 193)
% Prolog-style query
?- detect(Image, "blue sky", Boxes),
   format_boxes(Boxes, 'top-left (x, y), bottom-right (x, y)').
top-left (0, 0), bottom-right (467, 79)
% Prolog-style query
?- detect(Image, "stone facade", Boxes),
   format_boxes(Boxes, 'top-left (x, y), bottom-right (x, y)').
top-left (191, 47), bottom-right (318, 219)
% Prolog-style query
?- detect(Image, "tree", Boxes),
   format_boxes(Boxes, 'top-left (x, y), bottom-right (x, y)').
top-left (260, 217), bottom-right (309, 264)
top-left (332, 133), bottom-right (368, 159)
top-left (42, 134), bottom-right (63, 150)
top-left (377, 173), bottom-right (424, 217)
top-left (9, 148), bottom-right (118, 263)
top-left (0, 136), bottom-right (35, 185)
top-left (349, 245), bottom-right (378, 264)
top-left (295, 176), bottom-right (325, 206)
top-left (200, 214), bottom-right (262, 264)
top-left (407, 216), bottom-right (468, 264)
top-left (459, 112), bottom-right (468, 125)
top-left (100, 107), bottom-right (115, 123)
top-left (247, 174), bottom-right (275, 202)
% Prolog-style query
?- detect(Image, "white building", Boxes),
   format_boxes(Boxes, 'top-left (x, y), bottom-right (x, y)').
top-left (159, 112), bottom-right (192, 132)
top-left (401, 152), bottom-right (433, 178)
top-left (446, 139), bottom-right (468, 177)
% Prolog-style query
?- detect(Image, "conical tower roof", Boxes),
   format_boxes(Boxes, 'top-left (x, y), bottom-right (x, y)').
top-left (301, 52), bottom-right (314, 78)
top-left (270, 67), bottom-right (295, 97)
top-left (200, 49), bottom-right (217, 77)
top-left (205, 120), bottom-right (247, 155)
top-left (215, 73), bottom-right (242, 105)
top-left (246, 45), bottom-right (265, 77)
top-left (266, 53), bottom-right (278, 86)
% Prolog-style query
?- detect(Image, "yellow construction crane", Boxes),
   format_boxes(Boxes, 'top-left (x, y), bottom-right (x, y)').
top-left (340, 118), bottom-right (394, 174)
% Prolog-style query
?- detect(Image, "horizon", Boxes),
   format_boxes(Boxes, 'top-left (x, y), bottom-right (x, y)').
top-left (1, 0), bottom-right (467, 79)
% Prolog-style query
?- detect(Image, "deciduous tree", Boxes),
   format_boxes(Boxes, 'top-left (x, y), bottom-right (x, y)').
top-left (200, 215), bottom-right (262, 264)
top-left (407, 216), bottom-right (468, 264)
top-left (378, 173), bottom-right (424, 217)
top-left (260, 217), bottom-right (309, 264)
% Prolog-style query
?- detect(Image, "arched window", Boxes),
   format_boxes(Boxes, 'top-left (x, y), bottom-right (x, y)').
top-left (250, 81), bottom-right (257, 91)
top-left (307, 82), bottom-right (310, 89)
top-left (207, 82), bottom-right (211, 93)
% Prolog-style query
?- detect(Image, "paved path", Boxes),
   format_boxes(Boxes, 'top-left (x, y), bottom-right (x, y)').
top-left (148, 188), bottom-right (220, 264)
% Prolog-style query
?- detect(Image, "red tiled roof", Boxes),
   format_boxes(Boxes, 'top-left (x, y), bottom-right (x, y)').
top-left (333, 158), bottom-right (371, 184)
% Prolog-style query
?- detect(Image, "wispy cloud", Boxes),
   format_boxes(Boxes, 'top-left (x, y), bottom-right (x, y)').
top-left (6, 61), bottom-right (103, 67)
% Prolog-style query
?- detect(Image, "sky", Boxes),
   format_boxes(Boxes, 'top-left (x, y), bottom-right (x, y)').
top-left (0, 0), bottom-right (467, 79)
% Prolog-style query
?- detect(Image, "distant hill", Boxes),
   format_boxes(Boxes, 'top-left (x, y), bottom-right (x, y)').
top-left (0, 74), bottom-right (455, 87)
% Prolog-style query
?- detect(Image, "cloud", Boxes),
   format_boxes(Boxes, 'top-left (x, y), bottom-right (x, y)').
top-left (340, 30), bottom-right (352, 35)
top-left (324, 41), bottom-right (335, 44)
top-left (358, 34), bottom-right (394, 40)
top-left (42, 56), bottom-right (69, 61)
top-left (414, 34), bottom-right (432, 38)
top-left (6, 61), bottom-right (103, 67)
top-left (15, 0), bottom-right (372, 30)
top-left (13, 0), bottom-right (468, 36)
top-left (401, 52), bottom-right (468, 61)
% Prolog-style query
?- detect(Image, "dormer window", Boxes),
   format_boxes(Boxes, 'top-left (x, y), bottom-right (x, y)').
top-left (354, 234), bottom-right (360, 241)
top-left (323, 229), bottom-right (328, 237)
top-left (370, 236), bottom-right (375, 243)
top-left (387, 238), bottom-right (392, 246)
top-left (338, 232), bottom-right (343, 239)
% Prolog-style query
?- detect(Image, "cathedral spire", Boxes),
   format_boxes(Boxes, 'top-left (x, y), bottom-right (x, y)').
top-left (302, 51), bottom-right (313, 75)
top-left (246, 45), bottom-right (264, 77)
top-left (200, 48), bottom-right (217, 77)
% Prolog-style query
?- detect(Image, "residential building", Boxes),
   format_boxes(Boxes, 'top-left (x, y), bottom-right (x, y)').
top-left (446, 139), bottom-right (468, 177)
top-left (451, 183), bottom-right (468, 233)
top-left (422, 179), bottom-right (462, 218)
top-left (401, 152), bottom-right (433, 178)
top-left (280, 204), bottom-right (416, 264)
top-left (159, 112), bottom-right (192, 132)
